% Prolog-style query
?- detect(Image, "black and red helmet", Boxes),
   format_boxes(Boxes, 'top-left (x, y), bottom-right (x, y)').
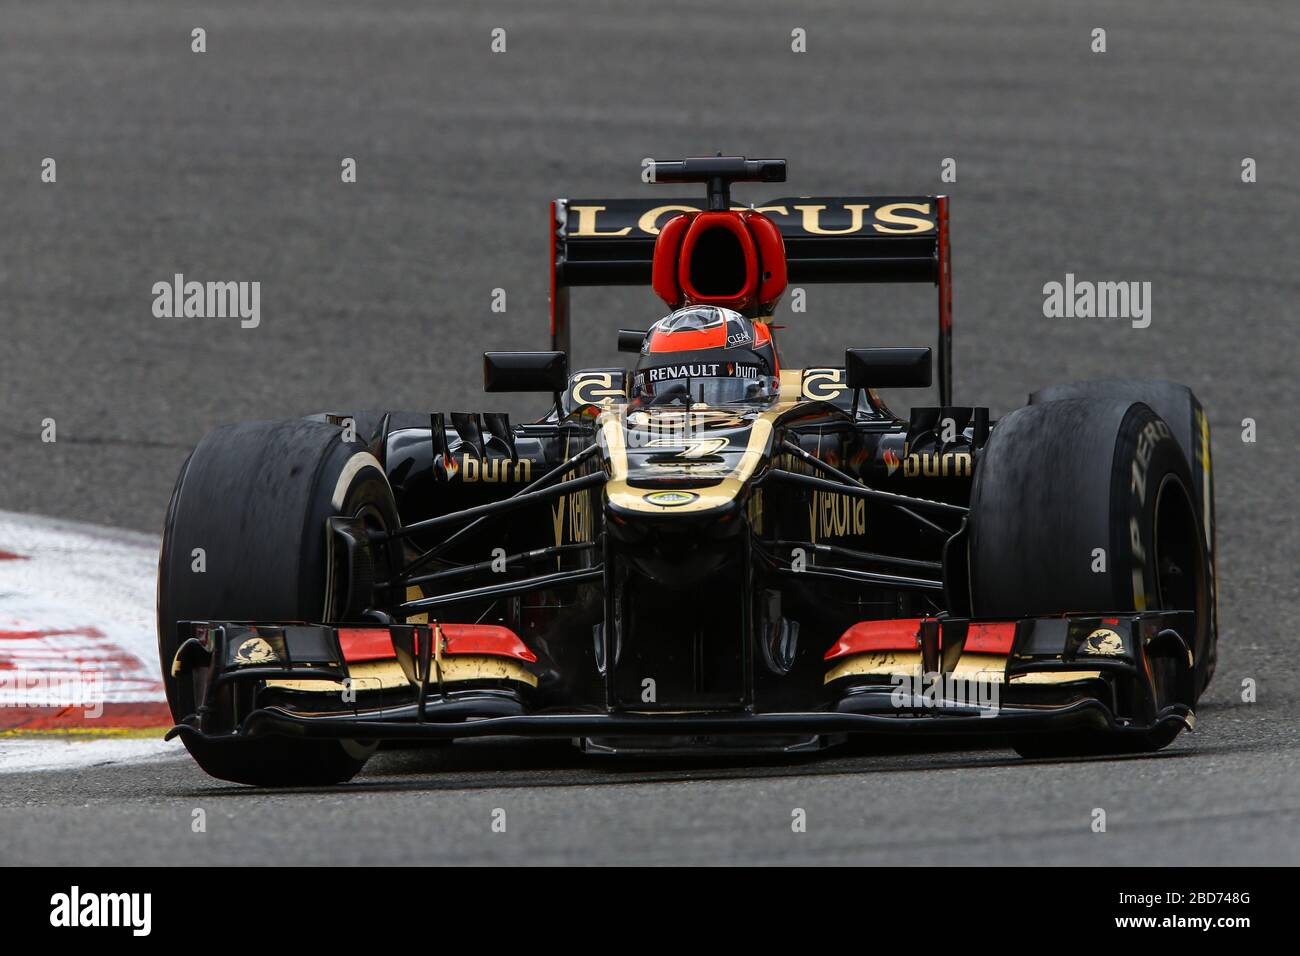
top-left (630, 306), bottom-right (780, 406)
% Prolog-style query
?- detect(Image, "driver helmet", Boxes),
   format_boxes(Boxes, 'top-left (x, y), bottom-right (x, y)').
top-left (630, 306), bottom-right (779, 406)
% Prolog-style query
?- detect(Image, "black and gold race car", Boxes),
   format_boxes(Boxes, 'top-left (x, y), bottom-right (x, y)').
top-left (158, 157), bottom-right (1217, 784)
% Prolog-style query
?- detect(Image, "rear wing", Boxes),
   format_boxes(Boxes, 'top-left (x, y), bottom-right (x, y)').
top-left (550, 195), bottom-right (953, 404)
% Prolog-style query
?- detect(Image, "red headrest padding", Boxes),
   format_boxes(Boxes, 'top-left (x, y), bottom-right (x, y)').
top-left (651, 210), bottom-right (788, 316)
top-left (652, 214), bottom-right (691, 309)
top-left (741, 210), bottom-right (788, 311)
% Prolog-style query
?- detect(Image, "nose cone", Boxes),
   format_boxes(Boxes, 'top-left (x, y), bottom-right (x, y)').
top-left (595, 406), bottom-right (775, 587)
top-left (599, 406), bottom-right (772, 518)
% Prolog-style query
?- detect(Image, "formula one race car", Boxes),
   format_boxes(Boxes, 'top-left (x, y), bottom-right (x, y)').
top-left (158, 156), bottom-right (1218, 785)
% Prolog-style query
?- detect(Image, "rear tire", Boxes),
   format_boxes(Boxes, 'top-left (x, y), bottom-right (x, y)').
top-left (968, 398), bottom-right (1209, 758)
top-left (158, 419), bottom-right (400, 786)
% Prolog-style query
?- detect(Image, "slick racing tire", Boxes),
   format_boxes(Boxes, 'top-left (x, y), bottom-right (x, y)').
top-left (158, 419), bottom-right (401, 786)
top-left (302, 409), bottom-right (433, 448)
top-left (968, 398), bottom-right (1211, 758)
top-left (1029, 379), bottom-right (1217, 692)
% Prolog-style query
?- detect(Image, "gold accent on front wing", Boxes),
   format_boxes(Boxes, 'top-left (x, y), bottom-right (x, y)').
top-left (266, 656), bottom-right (538, 693)
top-left (823, 651), bottom-right (923, 684)
top-left (949, 652), bottom-right (1007, 684)
top-left (266, 659), bottom-right (410, 693)
top-left (1009, 670), bottom-right (1103, 685)
top-left (429, 655), bottom-right (539, 686)
top-left (825, 652), bottom-right (1010, 685)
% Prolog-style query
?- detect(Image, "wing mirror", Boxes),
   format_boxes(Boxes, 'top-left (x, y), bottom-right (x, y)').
top-left (617, 329), bottom-right (647, 353)
top-left (844, 347), bottom-right (932, 389)
top-left (483, 351), bottom-right (569, 393)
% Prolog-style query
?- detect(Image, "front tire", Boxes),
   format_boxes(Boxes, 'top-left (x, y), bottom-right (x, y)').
top-left (1029, 379), bottom-right (1217, 691)
top-left (158, 419), bottom-right (400, 786)
top-left (968, 398), bottom-right (1210, 758)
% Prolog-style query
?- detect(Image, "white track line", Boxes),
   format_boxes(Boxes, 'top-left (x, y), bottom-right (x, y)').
top-left (0, 737), bottom-right (180, 774)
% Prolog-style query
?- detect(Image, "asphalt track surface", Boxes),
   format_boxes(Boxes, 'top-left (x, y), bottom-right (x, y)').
top-left (1, 0), bottom-right (1298, 865)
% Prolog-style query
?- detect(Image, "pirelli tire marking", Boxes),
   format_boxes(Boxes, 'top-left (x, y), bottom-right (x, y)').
top-left (1126, 416), bottom-right (1174, 611)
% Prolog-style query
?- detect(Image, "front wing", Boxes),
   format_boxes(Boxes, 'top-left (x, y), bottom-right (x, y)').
top-left (165, 611), bottom-right (1196, 750)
